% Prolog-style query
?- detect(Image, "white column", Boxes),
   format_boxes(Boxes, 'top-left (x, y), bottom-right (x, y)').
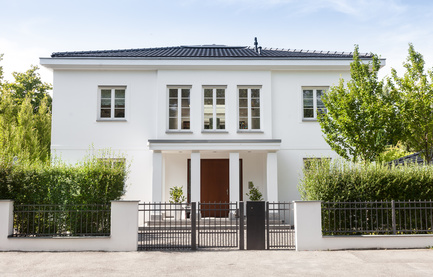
top-left (266, 151), bottom-right (278, 202)
top-left (294, 201), bottom-right (323, 251)
top-left (152, 150), bottom-right (163, 202)
top-left (229, 152), bottom-right (240, 203)
top-left (110, 200), bottom-right (139, 251)
top-left (0, 200), bottom-right (13, 251)
top-left (191, 151), bottom-right (201, 203)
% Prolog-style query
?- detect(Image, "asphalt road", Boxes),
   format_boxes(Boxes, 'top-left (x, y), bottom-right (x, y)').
top-left (1, 249), bottom-right (433, 276)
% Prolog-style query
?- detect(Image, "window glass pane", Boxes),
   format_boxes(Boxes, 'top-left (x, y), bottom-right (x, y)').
top-left (251, 99), bottom-right (260, 107)
top-left (239, 119), bottom-right (248, 129)
top-left (204, 98), bottom-right (213, 105)
top-left (101, 89), bottom-right (111, 98)
top-left (216, 89), bottom-right (225, 97)
top-left (181, 99), bottom-right (190, 107)
top-left (239, 99), bottom-right (248, 107)
top-left (303, 90), bottom-right (313, 98)
top-left (114, 109), bottom-right (125, 118)
top-left (181, 89), bottom-right (190, 98)
top-left (303, 99), bottom-right (314, 108)
top-left (239, 108), bottom-right (248, 117)
top-left (239, 89), bottom-right (248, 98)
top-left (169, 108), bottom-right (177, 117)
top-left (115, 89), bottom-right (125, 98)
top-left (101, 99), bottom-right (111, 108)
top-left (169, 99), bottom-right (178, 107)
top-left (316, 90), bottom-right (324, 98)
top-left (304, 109), bottom-right (314, 118)
top-left (251, 118), bottom-right (260, 129)
top-left (181, 107), bottom-right (190, 117)
top-left (101, 109), bottom-right (111, 118)
top-left (181, 119), bottom-right (190, 130)
top-left (169, 118), bottom-right (178, 129)
top-left (115, 99), bottom-right (125, 108)
top-left (251, 108), bottom-right (260, 117)
top-left (204, 114), bottom-right (211, 129)
top-left (204, 89), bottom-right (213, 98)
top-left (169, 89), bottom-right (178, 98)
top-left (216, 99), bottom-right (225, 105)
top-left (251, 89), bottom-right (260, 98)
top-left (216, 114), bottom-right (225, 130)
top-left (317, 108), bottom-right (327, 115)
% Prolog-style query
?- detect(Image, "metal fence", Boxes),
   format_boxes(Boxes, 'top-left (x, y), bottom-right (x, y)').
top-left (322, 200), bottom-right (433, 235)
top-left (12, 204), bottom-right (111, 237)
top-left (266, 202), bottom-right (295, 249)
top-left (198, 202), bottom-right (240, 248)
top-left (138, 201), bottom-right (295, 251)
top-left (138, 202), bottom-right (193, 250)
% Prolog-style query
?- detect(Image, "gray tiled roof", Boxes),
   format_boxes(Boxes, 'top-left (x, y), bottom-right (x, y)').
top-left (51, 45), bottom-right (371, 59)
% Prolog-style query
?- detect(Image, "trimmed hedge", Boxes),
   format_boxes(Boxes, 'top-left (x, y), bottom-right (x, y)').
top-left (0, 157), bottom-right (127, 205)
top-left (299, 159), bottom-right (433, 201)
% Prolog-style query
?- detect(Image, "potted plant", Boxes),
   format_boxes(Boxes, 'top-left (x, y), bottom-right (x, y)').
top-left (169, 186), bottom-right (186, 220)
top-left (246, 181), bottom-right (263, 201)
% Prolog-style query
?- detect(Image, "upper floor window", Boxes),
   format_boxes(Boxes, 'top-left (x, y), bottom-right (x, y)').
top-left (303, 87), bottom-right (328, 120)
top-left (99, 87), bottom-right (126, 120)
top-left (203, 86), bottom-right (226, 130)
top-left (168, 86), bottom-right (191, 130)
top-left (238, 86), bottom-right (261, 130)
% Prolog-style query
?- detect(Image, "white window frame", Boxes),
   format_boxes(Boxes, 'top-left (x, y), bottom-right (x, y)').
top-left (202, 86), bottom-right (227, 132)
top-left (167, 86), bottom-right (192, 132)
top-left (302, 87), bottom-right (328, 121)
top-left (97, 86), bottom-right (127, 121)
top-left (237, 86), bottom-right (262, 131)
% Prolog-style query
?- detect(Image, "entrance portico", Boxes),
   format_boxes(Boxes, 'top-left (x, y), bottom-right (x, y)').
top-left (148, 139), bottom-right (281, 204)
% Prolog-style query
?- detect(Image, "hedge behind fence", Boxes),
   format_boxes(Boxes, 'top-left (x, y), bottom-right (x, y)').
top-left (299, 159), bottom-right (433, 201)
top-left (0, 156), bottom-right (127, 205)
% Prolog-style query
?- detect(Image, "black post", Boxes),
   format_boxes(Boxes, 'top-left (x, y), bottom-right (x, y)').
top-left (246, 201), bottom-right (265, 250)
top-left (239, 201), bottom-right (244, 250)
top-left (191, 202), bottom-right (196, 250)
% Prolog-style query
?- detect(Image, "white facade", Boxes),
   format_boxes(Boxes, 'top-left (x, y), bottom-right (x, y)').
top-left (41, 48), bottom-right (362, 203)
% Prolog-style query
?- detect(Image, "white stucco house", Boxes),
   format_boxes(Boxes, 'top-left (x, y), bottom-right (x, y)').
top-left (39, 40), bottom-right (378, 204)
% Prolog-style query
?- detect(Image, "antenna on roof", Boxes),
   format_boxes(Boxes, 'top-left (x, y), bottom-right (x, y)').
top-left (254, 37), bottom-right (259, 53)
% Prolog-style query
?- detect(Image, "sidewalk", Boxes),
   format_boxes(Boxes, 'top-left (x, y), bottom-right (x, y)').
top-left (1, 249), bottom-right (433, 276)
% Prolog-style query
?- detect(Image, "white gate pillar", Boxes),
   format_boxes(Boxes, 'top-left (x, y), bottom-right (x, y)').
top-left (191, 151), bottom-right (201, 203)
top-left (229, 152), bottom-right (240, 203)
top-left (266, 151), bottom-right (278, 202)
top-left (152, 150), bottom-right (163, 202)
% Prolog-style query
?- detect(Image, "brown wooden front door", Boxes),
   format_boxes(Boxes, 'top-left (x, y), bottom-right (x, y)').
top-left (200, 159), bottom-right (229, 217)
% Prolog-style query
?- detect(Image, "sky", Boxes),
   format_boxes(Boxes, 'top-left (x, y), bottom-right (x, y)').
top-left (1, 0), bottom-right (433, 84)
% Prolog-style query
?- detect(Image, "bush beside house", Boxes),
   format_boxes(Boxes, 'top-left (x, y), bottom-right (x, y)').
top-left (299, 159), bottom-right (433, 202)
top-left (0, 156), bottom-right (127, 205)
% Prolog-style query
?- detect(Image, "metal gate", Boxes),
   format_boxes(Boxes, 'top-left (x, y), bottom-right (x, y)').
top-left (138, 201), bottom-right (294, 251)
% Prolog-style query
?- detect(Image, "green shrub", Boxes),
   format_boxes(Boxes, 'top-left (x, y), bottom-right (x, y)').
top-left (299, 159), bottom-right (433, 201)
top-left (0, 151), bottom-right (128, 205)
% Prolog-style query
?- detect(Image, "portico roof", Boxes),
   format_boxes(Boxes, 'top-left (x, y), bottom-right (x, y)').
top-left (148, 139), bottom-right (282, 151)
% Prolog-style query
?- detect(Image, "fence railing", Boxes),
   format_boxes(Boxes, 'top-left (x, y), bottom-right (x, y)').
top-left (322, 200), bottom-right (433, 235)
top-left (267, 202), bottom-right (295, 249)
top-left (12, 204), bottom-right (111, 237)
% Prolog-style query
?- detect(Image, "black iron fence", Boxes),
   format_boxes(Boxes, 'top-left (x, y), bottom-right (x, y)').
top-left (322, 200), bottom-right (433, 235)
top-left (138, 201), bottom-right (294, 251)
top-left (12, 204), bottom-right (111, 237)
top-left (267, 202), bottom-right (295, 249)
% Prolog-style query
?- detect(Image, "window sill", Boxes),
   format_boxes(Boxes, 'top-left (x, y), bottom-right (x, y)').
top-left (202, 130), bottom-right (229, 134)
top-left (237, 130), bottom-right (264, 133)
top-left (166, 130), bottom-right (193, 134)
top-left (96, 119), bottom-right (127, 122)
top-left (302, 118), bottom-right (318, 122)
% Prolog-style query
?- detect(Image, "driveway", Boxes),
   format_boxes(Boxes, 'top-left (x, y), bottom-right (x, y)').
top-left (1, 249), bottom-right (433, 276)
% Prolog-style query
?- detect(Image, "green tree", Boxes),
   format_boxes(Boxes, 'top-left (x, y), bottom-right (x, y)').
top-left (391, 44), bottom-right (433, 163)
top-left (318, 45), bottom-right (398, 162)
top-left (3, 65), bottom-right (52, 113)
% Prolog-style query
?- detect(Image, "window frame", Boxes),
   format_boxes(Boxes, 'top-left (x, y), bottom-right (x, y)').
top-left (167, 86), bottom-right (192, 132)
top-left (237, 86), bottom-right (262, 132)
top-left (303, 157), bottom-right (332, 170)
top-left (97, 86), bottom-right (127, 121)
top-left (302, 87), bottom-right (328, 121)
top-left (202, 85), bottom-right (227, 133)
